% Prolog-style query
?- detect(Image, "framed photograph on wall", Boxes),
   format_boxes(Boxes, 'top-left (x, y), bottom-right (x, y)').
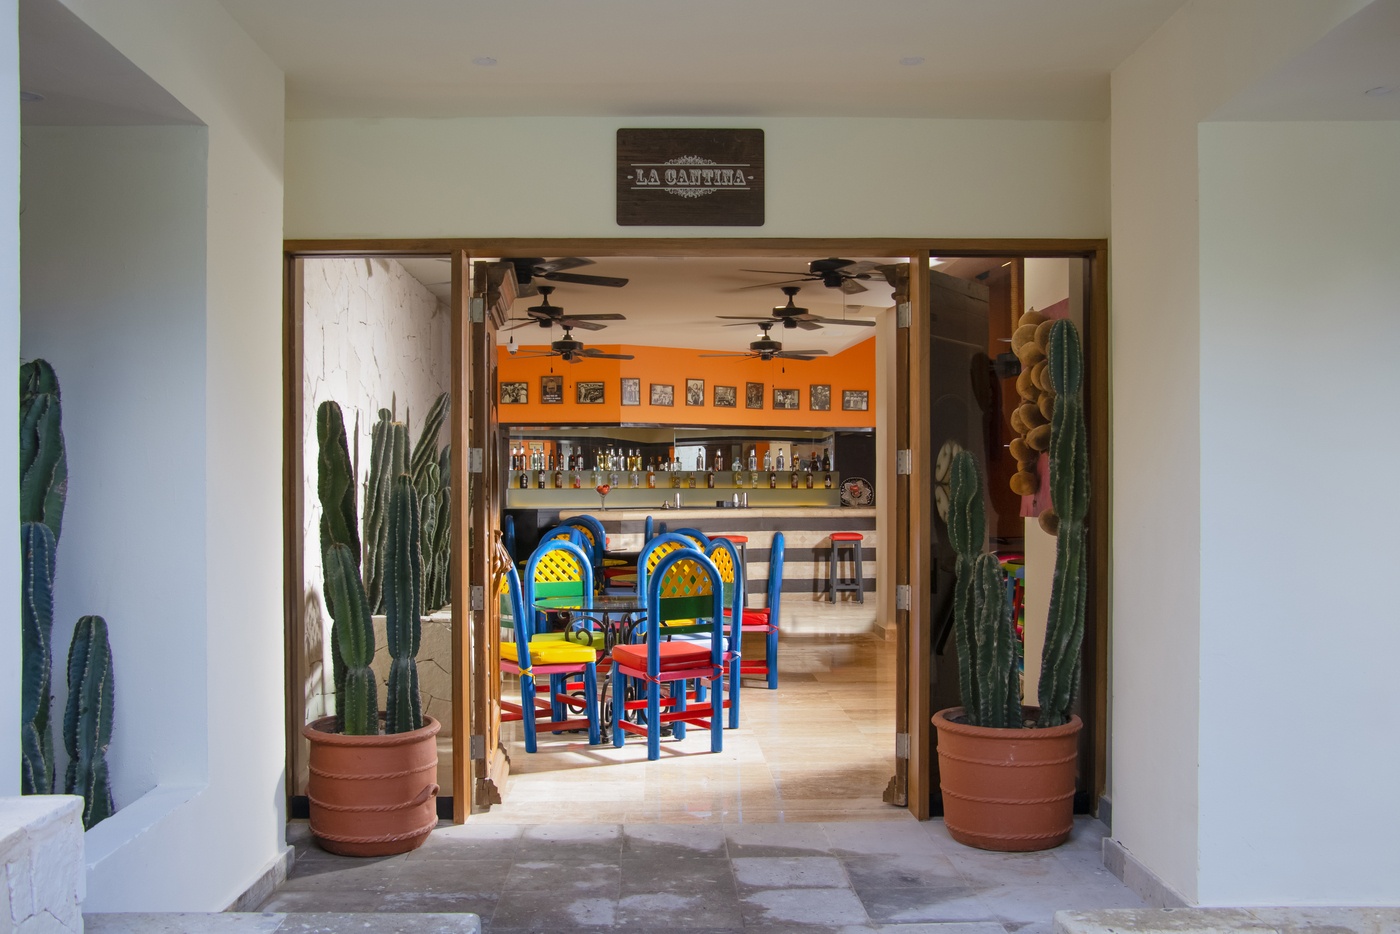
top-left (540, 374), bottom-right (563, 404)
top-left (685, 378), bottom-right (705, 406)
top-left (577, 381), bottom-right (605, 404)
top-left (773, 388), bottom-right (799, 410)
top-left (500, 381), bottom-right (528, 404)
top-left (842, 389), bottom-right (869, 411)
top-left (621, 377), bottom-right (641, 406)
top-left (809, 384), bottom-right (831, 411)
top-left (650, 383), bottom-right (675, 406)
top-left (713, 385), bottom-right (737, 408)
top-left (745, 382), bottom-right (764, 409)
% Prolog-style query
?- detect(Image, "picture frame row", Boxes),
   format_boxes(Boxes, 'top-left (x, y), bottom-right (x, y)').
top-left (500, 377), bottom-right (868, 411)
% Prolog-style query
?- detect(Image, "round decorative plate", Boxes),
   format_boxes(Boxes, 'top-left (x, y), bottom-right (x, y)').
top-left (841, 477), bottom-right (874, 507)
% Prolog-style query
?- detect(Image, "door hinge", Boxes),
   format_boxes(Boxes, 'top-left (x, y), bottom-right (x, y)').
top-left (895, 584), bottom-right (911, 611)
top-left (468, 447), bottom-right (484, 474)
top-left (895, 732), bottom-right (909, 760)
top-left (896, 450), bottom-right (912, 475)
top-left (897, 302), bottom-right (912, 329)
top-left (470, 735), bottom-right (486, 760)
top-left (469, 297), bottom-right (486, 323)
top-left (471, 585), bottom-right (486, 612)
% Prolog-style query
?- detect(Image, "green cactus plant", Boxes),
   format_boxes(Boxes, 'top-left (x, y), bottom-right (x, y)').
top-left (63, 615), bottom-right (115, 829)
top-left (1037, 319), bottom-right (1090, 728)
top-left (384, 474), bottom-right (423, 734)
top-left (410, 391), bottom-right (449, 491)
top-left (364, 409), bottom-right (409, 614)
top-left (21, 522), bottom-right (57, 795)
top-left (317, 401), bottom-right (378, 735)
top-left (948, 451), bottom-right (1022, 729)
top-left (20, 360), bottom-right (68, 541)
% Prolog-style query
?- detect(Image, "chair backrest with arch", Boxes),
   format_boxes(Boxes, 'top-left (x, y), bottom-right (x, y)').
top-left (523, 538), bottom-right (595, 631)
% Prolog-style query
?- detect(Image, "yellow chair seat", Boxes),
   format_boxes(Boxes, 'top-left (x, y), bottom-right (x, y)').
top-left (535, 630), bottom-right (608, 650)
top-left (501, 639), bottom-right (598, 665)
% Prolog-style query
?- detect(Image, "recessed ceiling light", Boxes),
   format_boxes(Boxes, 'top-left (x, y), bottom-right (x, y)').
top-left (899, 56), bottom-right (925, 67)
top-left (471, 56), bottom-right (497, 67)
top-left (1364, 85), bottom-right (1396, 97)
top-left (20, 91), bottom-right (43, 103)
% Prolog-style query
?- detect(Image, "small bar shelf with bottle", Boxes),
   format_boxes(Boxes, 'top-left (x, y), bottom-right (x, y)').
top-left (503, 426), bottom-right (847, 509)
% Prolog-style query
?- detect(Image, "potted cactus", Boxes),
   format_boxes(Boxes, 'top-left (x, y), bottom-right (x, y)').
top-left (932, 318), bottom-right (1089, 852)
top-left (302, 400), bottom-right (439, 857)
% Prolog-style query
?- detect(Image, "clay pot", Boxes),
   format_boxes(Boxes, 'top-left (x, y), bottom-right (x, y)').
top-left (932, 707), bottom-right (1081, 852)
top-left (302, 715), bottom-right (441, 857)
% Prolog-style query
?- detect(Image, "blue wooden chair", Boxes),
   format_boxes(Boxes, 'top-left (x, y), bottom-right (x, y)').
top-left (559, 514), bottom-right (607, 583)
top-left (739, 531), bottom-right (785, 689)
top-left (610, 549), bottom-right (729, 760)
top-left (669, 527), bottom-right (711, 550)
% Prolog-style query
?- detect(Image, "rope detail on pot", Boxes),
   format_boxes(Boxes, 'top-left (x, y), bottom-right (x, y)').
top-left (943, 822), bottom-right (1070, 843)
top-left (306, 815), bottom-right (439, 846)
top-left (939, 788), bottom-right (1074, 805)
top-left (309, 760), bottom-right (436, 782)
top-left (935, 748), bottom-right (1078, 768)
top-left (308, 782), bottom-right (439, 813)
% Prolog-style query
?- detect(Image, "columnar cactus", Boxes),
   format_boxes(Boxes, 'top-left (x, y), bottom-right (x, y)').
top-left (1037, 320), bottom-right (1090, 727)
top-left (364, 409), bottom-right (408, 614)
top-left (948, 451), bottom-right (1022, 729)
top-left (63, 615), bottom-right (115, 829)
top-left (410, 391), bottom-right (449, 491)
top-left (21, 360), bottom-right (68, 541)
top-left (317, 401), bottom-right (378, 735)
top-left (384, 474), bottom-right (423, 734)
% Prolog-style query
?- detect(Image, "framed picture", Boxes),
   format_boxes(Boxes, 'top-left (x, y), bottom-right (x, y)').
top-left (745, 382), bottom-right (764, 409)
top-left (500, 381), bottom-right (528, 404)
top-left (685, 378), bottom-right (705, 406)
top-left (540, 374), bottom-right (563, 404)
top-left (576, 381), bottom-right (605, 404)
top-left (809, 384), bottom-right (831, 412)
top-left (842, 389), bottom-right (869, 411)
top-left (650, 383), bottom-right (674, 406)
top-left (773, 388), bottom-right (799, 410)
top-left (713, 385), bottom-right (737, 408)
top-left (620, 377), bottom-right (641, 406)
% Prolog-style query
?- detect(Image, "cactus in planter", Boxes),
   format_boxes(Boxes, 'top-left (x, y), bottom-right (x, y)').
top-left (63, 615), bottom-right (115, 829)
top-left (1037, 320), bottom-right (1090, 727)
top-left (410, 391), bottom-right (449, 491)
top-left (384, 474), bottom-right (423, 734)
top-left (21, 360), bottom-right (68, 542)
top-left (317, 401), bottom-right (378, 735)
top-left (948, 451), bottom-right (1022, 729)
top-left (364, 409), bottom-right (408, 614)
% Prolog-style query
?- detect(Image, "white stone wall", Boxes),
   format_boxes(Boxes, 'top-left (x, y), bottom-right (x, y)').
top-left (0, 797), bottom-right (83, 933)
top-left (301, 257), bottom-right (451, 723)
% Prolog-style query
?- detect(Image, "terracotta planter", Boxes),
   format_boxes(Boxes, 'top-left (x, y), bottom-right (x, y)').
top-left (932, 707), bottom-right (1081, 852)
top-left (302, 715), bottom-right (441, 857)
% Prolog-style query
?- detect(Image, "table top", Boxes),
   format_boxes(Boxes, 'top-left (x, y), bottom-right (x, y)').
top-left (533, 593), bottom-right (648, 613)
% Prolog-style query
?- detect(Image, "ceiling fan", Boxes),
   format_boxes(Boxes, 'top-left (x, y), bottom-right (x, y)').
top-left (699, 322), bottom-right (829, 362)
top-left (736, 257), bottom-right (893, 295)
top-left (501, 285), bottom-right (626, 331)
top-left (510, 326), bottom-right (634, 364)
top-left (503, 257), bottom-right (629, 297)
top-left (717, 286), bottom-right (877, 331)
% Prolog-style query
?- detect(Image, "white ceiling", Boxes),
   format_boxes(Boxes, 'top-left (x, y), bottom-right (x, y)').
top-left (395, 255), bottom-right (902, 355)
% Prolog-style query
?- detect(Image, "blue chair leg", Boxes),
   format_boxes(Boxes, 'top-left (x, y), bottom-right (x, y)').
top-left (521, 675), bottom-right (539, 754)
top-left (646, 681), bottom-right (662, 761)
top-left (766, 629), bottom-right (779, 690)
top-left (673, 679), bottom-right (688, 740)
top-left (612, 666), bottom-right (626, 748)
top-left (728, 655), bottom-right (741, 729)
top-left (549, 673), bottom-right (566, 729)
top-left (584, 664), bottom-right (600, 745)
top-left (710, 674), bottom-right (724, 752)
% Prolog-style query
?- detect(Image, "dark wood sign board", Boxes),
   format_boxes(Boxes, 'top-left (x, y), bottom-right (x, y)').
top-left (617, 128), bottom-right (764, 226)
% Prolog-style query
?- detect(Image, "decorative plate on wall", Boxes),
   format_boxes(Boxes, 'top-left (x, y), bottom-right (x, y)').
top-left (841, 477), bottom-right (874, 507)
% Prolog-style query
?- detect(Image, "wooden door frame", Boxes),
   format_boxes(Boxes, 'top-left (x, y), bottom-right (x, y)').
top-left (282, 237), bottom-right (1110, 821)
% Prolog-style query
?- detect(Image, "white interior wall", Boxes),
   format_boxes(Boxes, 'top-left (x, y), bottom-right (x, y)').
top-left (0, 0), bottom-right (18, 798)
top-left (21, 124), bottom-right (209, 809)
top-left (285, 117), bottom-right (1108, 239)
top-left (1197, 119), bottom-right (1400, 905)
top-left (1109, 0), bottom-right (1374, 906)
top-left (301, 257), bottom-right (451, 721)
top-left (20, 0), bottom-right (285, 911)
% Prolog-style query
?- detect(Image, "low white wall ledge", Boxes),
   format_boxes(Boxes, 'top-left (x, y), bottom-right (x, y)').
top-left (0, 795), bottom-right (85, 932)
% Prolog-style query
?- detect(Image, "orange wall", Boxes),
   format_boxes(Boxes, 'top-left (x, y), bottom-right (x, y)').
top-left (497, 337), bottom-right (876, 428)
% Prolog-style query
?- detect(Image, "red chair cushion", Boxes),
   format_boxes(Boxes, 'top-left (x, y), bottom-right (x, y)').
top-left (740, 608), bottom-right (773, 629)
top-left (830, 532), bottom-right (864, 542)
top-left (716, 534), bottom-right (749, 544)
top-left (612, 641), bottom-right (712, 672)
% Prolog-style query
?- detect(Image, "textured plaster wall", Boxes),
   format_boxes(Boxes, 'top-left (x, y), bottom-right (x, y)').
top-left (301, 257), bottom-right (451, 731)
top-left (0, 797), bottom-right (83, 932)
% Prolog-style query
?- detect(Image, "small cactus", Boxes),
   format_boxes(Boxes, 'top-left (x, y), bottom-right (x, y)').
top-left (63, 615), bottom-right (115, 829)
top-left (384, 474), bottom-right (423, 734)
top-left (1037, 320), bottom-right (1090, 728)
top-left (21, 521), bottom-right (57, 795)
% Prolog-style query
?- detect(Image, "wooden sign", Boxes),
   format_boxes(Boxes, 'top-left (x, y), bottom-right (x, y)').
top-left (617, 128), bottom-right (764, 226)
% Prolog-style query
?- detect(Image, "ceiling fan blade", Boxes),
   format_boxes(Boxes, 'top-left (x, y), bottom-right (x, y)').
top-left (805, 315), bottom-right (876, 327)
top-left (509, 350), bottom-right (557, 358)
top-left (557, 318), bottom-right (606, 331)
top-left (795, 319), bottom-right (824, 330)
top-left (775, 352), bottom-right (821, 361)
top-left (779, 349), bottom-right (828, 357)
top-left (739, 268), bottom-right (811, 276)
top-left (534, 256), bottom-right (595, 274)
top-left (730, 277), bottom-right (814, 291)
top-left (560, 313), bottom-right (627, 321)
top-left (566, 355), bottom-right (584, 364)
top-left (579, 350), bottom-right (635, 360)
top-left (543, 272), bottom-right (630, 288)
top-left (717, 315), bottom-right (777, 321)
top-left (698, 352), bottom-right (751, 358)
top-left (839, 278), bottom-right (870, 295)
top-left (502, 318), bottom-right (548, 331)
top-left (833, 261), bottom-right (882, 275)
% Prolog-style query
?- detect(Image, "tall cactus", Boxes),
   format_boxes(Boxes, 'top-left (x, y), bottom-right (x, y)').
top-left (317, 401), bottom-right (378, 735)
top-left (410, 391), bottom-right (449, 491)
top-left (1037, 320), bottom-right (1090, 728)
top-left (63, 615), bottom-right (115, 829)
top-left (19, 359), bottom-right (67, 795)
top-left (364, 410), bottom-right (408, 614)
top-left (948, 450), bottom-right (1022, 729)
top-left (384, 474), bottom-right (423, 734)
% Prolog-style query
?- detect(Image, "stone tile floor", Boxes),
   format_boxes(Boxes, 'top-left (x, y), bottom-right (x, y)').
top-left (262, 816), bottom-right (1147, 932)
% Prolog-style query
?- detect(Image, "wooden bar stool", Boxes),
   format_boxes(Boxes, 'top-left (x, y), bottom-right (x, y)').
top-left (828, 532), bottom-right (865, 603)
top-left (713, 534), bottom-right (749, 606)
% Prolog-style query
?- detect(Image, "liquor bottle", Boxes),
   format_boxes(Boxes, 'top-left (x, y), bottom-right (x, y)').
top-left (714, 449), bottom-right (724, 472)
top-left (769, 471), bottom-right (777, 489)
top-left (824, 472), bottom-right (833, 489)
top-left (510, 445), bottom-right (518, 471)
top-left (811, 451), bottom-right (820, 471)
top-left (630, 467), bottom-right (640, 489)
top-left (572, 470), bottom-right (582, 489)
top-left (733, 466), bottom-right (743, 487)
top-left (822, 448), bottom-right (832, 471)
top-left (763, 449), bottom-right (772, 472)
top-left (776, 449), bottom-right (785, 471)
top-left (747, 447), bottom-right (757, 471)
top-left (706, 469), bottom-right (715, 489)
top-left (688, 471), bottom-right (697, 489)
top-left (646, 459), bottom-right (656, 489)
top-left (537, 467), bottom-right (546, 489)
top-left (519, 467), bottom-right (529, 489)
top-left (553, 457), bottom-right (563, 490)
top-left (790, 470), bottom-right (799, 489)
top-left (806, 469), bottom-right (814, 489)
